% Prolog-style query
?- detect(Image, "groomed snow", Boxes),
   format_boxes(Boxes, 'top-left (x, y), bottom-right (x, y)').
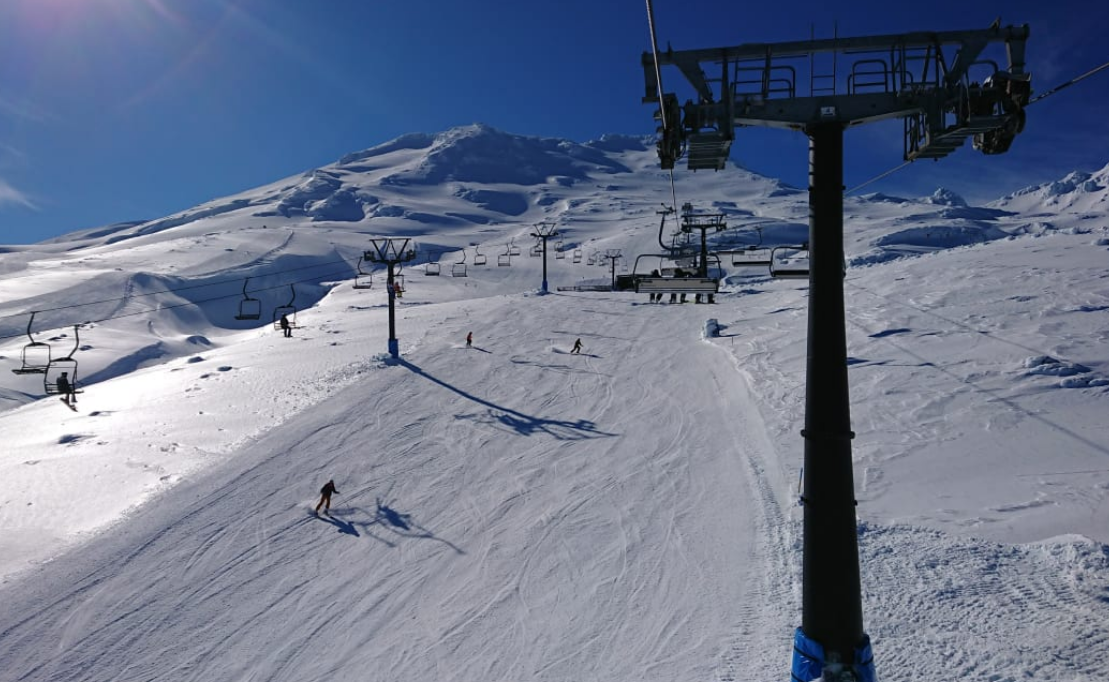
top-left (1, 127), bottom-right (1107, 681)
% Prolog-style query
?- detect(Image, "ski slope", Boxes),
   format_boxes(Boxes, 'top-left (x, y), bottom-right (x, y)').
top-left (1, 128), bottom-right (1108, 680)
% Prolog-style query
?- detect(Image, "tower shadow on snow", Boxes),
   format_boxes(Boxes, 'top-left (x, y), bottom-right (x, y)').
top-left (399, 359), bottom-right (617, 441)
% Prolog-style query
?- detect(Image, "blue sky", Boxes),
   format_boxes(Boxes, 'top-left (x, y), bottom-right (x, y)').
top-left (1, 0), bottom-right (1105, 244)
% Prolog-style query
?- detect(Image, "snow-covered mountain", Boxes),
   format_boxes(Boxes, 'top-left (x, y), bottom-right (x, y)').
top-left (991, 161), bottom-right (1109, 215)
top-left (1, 124), bottom-right (1108, 682)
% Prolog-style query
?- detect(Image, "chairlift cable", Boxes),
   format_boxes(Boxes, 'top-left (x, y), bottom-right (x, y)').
top-left (1027, 60), bottom-right (1109, 105)
top-left (844, 161), bottom-right (912, 196)
top-left (644, 0), bottom-right (681, 213)
top-left (842, 60), bottom-right (1109, 197)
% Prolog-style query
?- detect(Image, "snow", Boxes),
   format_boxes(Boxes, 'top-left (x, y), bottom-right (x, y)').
top-left (1, 125), bottom-right (1108, 681)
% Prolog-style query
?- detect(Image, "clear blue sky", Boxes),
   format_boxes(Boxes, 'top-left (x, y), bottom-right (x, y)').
top-left (1, 0), bottom-right (1105, 244)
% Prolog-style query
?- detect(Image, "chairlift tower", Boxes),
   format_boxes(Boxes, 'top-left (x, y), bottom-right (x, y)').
top-left (530, 221), bottom-right (560, 294)
top-left (365, 238), bottom-right (417, 358)
top-left (679, 202), bottom-right (726, 276)
top-left (643, 19), bottom-right (1032, 682)
top-left (601, 249), bottom-right (622, 291)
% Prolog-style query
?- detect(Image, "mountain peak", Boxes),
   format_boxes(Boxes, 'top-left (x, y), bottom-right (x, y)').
top-left (922, 187), bottom-right (968, 207)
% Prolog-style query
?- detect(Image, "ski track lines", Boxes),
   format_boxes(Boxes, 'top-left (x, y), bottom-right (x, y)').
top-left (0, 292), bottom-right (787, 682)
top-left (862, 526), bottom-right (1109, 680)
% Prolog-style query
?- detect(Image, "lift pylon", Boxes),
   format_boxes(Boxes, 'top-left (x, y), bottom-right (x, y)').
top-left (642, 18), bottom-right (1033, 682)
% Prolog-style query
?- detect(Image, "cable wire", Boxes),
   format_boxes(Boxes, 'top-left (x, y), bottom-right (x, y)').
top-left (644, 0), bottom-right (681, 214)
top-left (841, 59), bottom-right (1109, 196)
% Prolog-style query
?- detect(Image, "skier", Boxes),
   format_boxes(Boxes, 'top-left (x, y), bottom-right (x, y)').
top-left (280, 314), bottom-right (292, 338)
top-left (570, 338), bottom-right (583, 354)
top-left (315, 479), bottom-right (339, 515)
top-left (466, 331), bottom-right (473, 348)
top-left (56, 371), bottom-right (77, 406)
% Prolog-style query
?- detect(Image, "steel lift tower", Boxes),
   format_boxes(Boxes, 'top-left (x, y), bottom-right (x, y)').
top-left (642, 19), bottom-right (1031, 682)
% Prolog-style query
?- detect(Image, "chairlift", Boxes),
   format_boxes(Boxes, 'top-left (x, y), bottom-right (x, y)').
top-left (630, 254), bottom-right (719, 295)
top-left (43, 325), bottom-right (83, 397)
top-left (473, 246), bottom-right (487, 266)
top-left (235, 278), bottom-right (262, 320)
top-left (554, 240), bottom-right (566, 259)
top-left (530, 242), bottom-right (542, 257)
top-left (392, 274), bottom-right (406, 297)
top-left (11, 312), bottom-right (52, 375)
top-left (452, 248), bottom-right (468, 277)
top-left (353, 256), bottom-right (373, 290)
top-left (272, 284), bottom-right (298, 330)
top-left (425, 252), bottom-right (441, 276)
top-left (498, 247), bottom-right (512, 266)
top-left (508, 240), bottom-right (521, 257)
top-left (572, 248), bottom-right (583, 263)
top-left (769, 244), bottom-right (811, 279)
top-left (731, 246), bottom-right (773, 267)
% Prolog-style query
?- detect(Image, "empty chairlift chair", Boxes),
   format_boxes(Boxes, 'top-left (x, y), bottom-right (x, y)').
top-left (498, 248), bottom-right (512, 266)
top-left (235, 279), bottom-right (262, 320)
top-left (730, 246), bottom-right (772, 267)
top-left (473, 246), bottom-right (487, 266)
top-left (10, 312), bottom-right (52, 375)
top-left (769, 244), bottom-right (811, 279)
top-left (452, 249), bottom-right (468, 277)
top-left (353, 256), bottom-right (374, 290)
top-left (425, 252), bottom-right (441, 276)
top-left (554, 240), bottom-right (566, 259)
top-left (572, 248), bottom-right (583, 263)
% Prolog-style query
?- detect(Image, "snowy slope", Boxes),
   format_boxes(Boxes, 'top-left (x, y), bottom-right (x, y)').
top-left (1, 125), bottom-right (1108, 681)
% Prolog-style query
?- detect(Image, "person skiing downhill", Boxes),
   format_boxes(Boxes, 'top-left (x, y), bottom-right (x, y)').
top-left (315, 479), bottom-right (339, 515)
top-left (570, 338), bottom-right (583, 354)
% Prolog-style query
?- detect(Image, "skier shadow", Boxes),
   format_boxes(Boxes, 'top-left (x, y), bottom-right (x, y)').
top-left (312, 510), bottom-right (360, 537)
top-left (399, 359), bottom-right (617, 441)
top-left (337, 501), bottom-right (463, 554)
top-left (470, 346), bottom-right (492, 354)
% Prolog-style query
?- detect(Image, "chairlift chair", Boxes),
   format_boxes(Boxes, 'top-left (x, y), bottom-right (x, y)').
top-left (425, 252), bottom-right (441, 276)
top-left (452, 249), bottom-right (468, 277)
top-left (731, 246), bottom-right (772, 267)
top-left (473, 247), bottom-right (487, 266)
top-left (11, 312), bottom-right (52, 375)
top-left (272, 284), bottom-right (298, 330)
top-left (235, 279), bottom-right (262, 320)
top-left (508, 240), bottom-right (521, 257)
top-left (43, 325), bottom-right (83, 397)
top-left (353, 256), bottom-right (374, 290)
top-left (554, 240), bottom-right (566, 259)
top-left (572, 249), bottom-right (583, 263)
top-left (498, 251), bottom-right (511, 266)
top-left (769, 244), bottom-right (811, 279)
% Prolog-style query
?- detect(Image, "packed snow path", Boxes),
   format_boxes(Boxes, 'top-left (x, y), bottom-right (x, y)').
top-left (0, 292), bottom-right (798, 682)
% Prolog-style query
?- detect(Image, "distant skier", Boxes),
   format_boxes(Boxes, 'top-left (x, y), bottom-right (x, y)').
top-left (56, 371), bottom-right (77, 406)
top-left (280, 314), bottom-right (292, 338)
top-left (466, 331), bottom-right (473, 348)
top-left (570, 338), bottom-right (583, 354)
top-left (315, 479), bottom-right (339, 515)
